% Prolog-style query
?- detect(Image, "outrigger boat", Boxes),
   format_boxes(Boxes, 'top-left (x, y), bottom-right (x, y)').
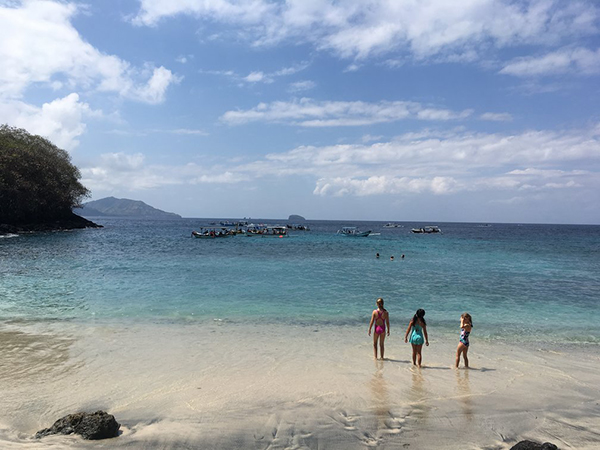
top-left (191, 228), bottom-right (234, 239)
top-left (383, 223), bottom-right (403, 228)
top-left (245, 226), bottom-right (288, 237)
top-left (411, 226), bottom-right (442, 234)
top-left (337, 226), bottom-right (371, 237)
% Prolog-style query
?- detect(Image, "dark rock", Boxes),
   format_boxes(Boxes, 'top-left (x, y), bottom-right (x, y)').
top-left (35, 411), bottom-right (120, 440)
top-left (510, 440), bottom-right (559, 450)
top-left (0, 212), bottom-right (102, 235)
top-left (288, 214), bottom-right (306, 222)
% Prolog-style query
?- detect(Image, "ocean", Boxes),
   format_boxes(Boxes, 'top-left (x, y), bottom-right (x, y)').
top-left (1, 219), bottom-right (599, 448)
top-left (2, 218), bottom-right (599, 342)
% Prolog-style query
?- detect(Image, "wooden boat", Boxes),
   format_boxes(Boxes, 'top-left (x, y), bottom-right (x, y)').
top-left (191, 229), bottom-right (234, 239)
top-left (411, 226), bottom-right (442, 234)
top-left (337, 226), bottom-right (371, 237)
top-left (245, 226), bottom-right (288, 237)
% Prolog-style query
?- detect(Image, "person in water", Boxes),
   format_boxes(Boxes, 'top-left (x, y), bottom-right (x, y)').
top-left (368, 298), bottom-right (390, 360)
top-left (404, 309), bottom-right (429, 367)
top-left (456, 313), bottom-right (473, 368)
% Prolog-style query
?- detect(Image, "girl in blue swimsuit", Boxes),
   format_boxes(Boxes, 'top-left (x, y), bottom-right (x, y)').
top-left (455, 313), bottom-right (473, 368)
top-left (404, 309), bottom-right (429, 367)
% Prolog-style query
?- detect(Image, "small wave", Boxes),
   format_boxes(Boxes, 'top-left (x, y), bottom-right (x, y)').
top-left (0, 234), bottom-right (19, 239)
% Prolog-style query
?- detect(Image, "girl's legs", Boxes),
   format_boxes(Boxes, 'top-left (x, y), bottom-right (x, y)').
top-left (379, 334), bottom-right (386, 360)
top-left (416, 344), bottom-right (423, 367)
top-left (412, 344), bottom-right (423, 367)
top-left (456, 343), bottom-right (468, 367)
top-left (373, 333), bottom-right (379, 359)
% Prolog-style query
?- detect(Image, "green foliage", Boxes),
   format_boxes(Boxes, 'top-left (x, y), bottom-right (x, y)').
top-left (0, 125), bottom-right (90, 223)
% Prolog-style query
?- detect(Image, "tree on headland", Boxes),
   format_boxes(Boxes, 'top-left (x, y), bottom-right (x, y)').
top-left (0, 125), bottom-right (90, 224)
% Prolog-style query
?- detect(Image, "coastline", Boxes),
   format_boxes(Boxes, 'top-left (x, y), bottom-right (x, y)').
top-left (1, 320), bottom-right (599, 449)
top-left (0, 213), bottom-right (102, 236)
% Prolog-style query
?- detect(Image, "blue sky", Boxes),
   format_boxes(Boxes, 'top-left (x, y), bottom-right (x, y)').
top-left (1, 0), bottom-right (599, 223)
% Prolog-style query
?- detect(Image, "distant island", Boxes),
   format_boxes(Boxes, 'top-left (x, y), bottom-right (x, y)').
top-left (288, 214), bottom-right (306, 222)
top-left (75, 197), bottom-right (182, 219)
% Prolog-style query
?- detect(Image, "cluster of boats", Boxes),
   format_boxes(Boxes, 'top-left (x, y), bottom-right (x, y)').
top-left (192, 221), bottom-right (442, 239)
top-left (192, 225), bottom-right (289, 239)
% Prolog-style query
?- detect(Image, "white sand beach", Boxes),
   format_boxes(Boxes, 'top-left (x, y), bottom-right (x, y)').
top-left (1, 321), bottom-right (599, 449)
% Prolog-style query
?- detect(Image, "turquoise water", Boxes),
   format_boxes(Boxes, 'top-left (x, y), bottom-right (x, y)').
top-left (1, 219), bottom-right (599, 345)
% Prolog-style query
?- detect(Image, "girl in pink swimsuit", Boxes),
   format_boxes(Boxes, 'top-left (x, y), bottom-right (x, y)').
top-left (368, 298), bottom-right (390, 360)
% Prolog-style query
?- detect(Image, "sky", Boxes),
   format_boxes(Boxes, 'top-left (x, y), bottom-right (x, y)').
top-left (1, 0), bottom-right (599, 223)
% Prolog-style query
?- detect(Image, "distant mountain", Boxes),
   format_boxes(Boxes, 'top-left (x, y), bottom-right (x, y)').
top-left (288, 214), bottom-right (306, 222)
top-left (75, 197), bottom-right (182, 219)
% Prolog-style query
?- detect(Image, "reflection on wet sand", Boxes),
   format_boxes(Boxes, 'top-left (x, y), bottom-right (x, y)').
top-left (407, 367), bottom-right (430, 422)
top-left (369, 359), bottom-right (390, 431)
top-left (455, 368), bottom-right (473, 421)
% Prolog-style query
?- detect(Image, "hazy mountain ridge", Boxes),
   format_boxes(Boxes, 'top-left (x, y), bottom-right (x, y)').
top-left (75, 197), bottom-right (182, 219)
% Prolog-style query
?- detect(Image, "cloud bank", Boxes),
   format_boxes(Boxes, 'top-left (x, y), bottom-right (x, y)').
top-left (134, 0), bottom-right (599, 62)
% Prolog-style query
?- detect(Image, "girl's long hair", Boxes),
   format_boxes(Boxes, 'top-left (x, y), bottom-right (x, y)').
top-left (412, 309), bottom-right (426, 326)
top-left (462, 313), bottom-right (473, 327)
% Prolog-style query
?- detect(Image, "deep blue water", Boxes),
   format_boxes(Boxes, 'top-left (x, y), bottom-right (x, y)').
top-left (1, 218), bottom-right (599, 344)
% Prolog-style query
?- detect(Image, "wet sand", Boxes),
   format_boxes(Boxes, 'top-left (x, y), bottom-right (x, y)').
top-left (1, 321), bottom-right (599, 449)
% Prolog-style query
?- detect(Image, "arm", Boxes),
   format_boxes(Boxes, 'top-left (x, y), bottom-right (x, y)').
top-left (368, 311), bottom-right (375, 335)
top-left (386, 311), bottom-right (390, 336)
top-left (404, 320), bottom-right (413, 343)
top-left (423, 324), bottom-right (429, 346)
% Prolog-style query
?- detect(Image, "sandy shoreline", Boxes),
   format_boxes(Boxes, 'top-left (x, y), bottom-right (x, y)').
top-left (1, 321), bottom-right (599, 449)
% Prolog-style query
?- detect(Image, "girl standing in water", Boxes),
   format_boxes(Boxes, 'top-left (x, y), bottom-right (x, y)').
top-left (368, 298), bottom-right (390, 360)
top-left (404, 309), bottom-right (429, 367)
top-left (456, 313), bottom-right (473, 368)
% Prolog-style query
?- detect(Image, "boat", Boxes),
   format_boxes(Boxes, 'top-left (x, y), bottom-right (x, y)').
top-left (192, 229), bottom-right (234, 239)
top-left (245, 226), bottom-right (288, 237)
top-left (286, 224), bottom-right (310, 231)
top-left (411, 226), bottom-right (442, 234)
top-left (383, 223), bottom-right (403, 228)
top-left (337, 226), bottom-right (372, 237)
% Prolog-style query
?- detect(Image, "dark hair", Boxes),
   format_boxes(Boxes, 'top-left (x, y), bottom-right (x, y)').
top-left (412, 309), bottom-right (426, 326)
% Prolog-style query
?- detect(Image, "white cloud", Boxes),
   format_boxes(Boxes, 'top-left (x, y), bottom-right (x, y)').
top-left (203, 62), bottom-right (309, 86)
top-left (100, 152), bottom-right (146, 172)
top-left (288, 80), bottom-right (316, 92)
top-left (221, 98), bottom-right (473, 126)
top-left (191, 171), bottom-right (250, 184)
top-left (80, 124), bottom-right (600, 201)
top-left (480, 112), bottom-right (513, 122)
top-left (500, 47), bottom-right (600, 77)
top-left (0, 93), bottom-right (99, 150)
top-left (81, 156), bottom-right (246, 191)
top-left (0, 1), bottom-right (178, 103)
top-left (237, 124), bottom-right (600, 197)
top-left (313, 176), bottom-right (460, 196)
top-left (244, 71), bottom-right (268, 83)
top-left (133, 0), bottom-right (599, 62)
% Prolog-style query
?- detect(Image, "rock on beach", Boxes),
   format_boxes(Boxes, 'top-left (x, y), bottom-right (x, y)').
top-left (35, 411), bottom-right (120, 440)
top-left (510, 440), bottom-right (559, 450)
